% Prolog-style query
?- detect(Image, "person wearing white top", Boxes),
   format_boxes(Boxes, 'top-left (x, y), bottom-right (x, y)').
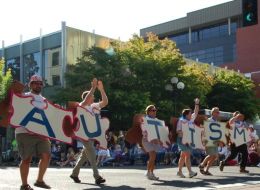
top-left (176, 98), bottom-right (199, 178)
top-left (16, 75), bottom-right (51, 190)
top-left (70, 78), bottom-right (107, 185)
top-left (199, 107), bottom-right (220, 176)
top-left (219, 111), bottom-right (249, 173)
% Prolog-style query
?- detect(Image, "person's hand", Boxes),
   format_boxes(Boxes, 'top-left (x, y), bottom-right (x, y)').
top-left (236, 113), bottom-right (244, 121)
top-left (91, 78), bottom-right (98, 89)
top-left (194, 98), bottom-right (200, 105)
top-left (97, 80), bottom-right (104, 91)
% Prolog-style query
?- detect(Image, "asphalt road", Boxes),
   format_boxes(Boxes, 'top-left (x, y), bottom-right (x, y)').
top-left (0, 165), bottom-right (260, 190)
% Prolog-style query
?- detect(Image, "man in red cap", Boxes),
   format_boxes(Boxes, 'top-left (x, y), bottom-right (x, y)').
top-left (16, 75), bottom-right (51, 190)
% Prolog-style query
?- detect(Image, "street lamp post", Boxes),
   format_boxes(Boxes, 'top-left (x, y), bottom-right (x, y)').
top-left (165, 77), bottom-right (185, 116)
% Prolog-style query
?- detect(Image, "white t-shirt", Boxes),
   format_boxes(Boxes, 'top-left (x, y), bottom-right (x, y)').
top-left (79, 102), bottom-right (101, 115)
top-left (176, 113), bottom-right (196, 132)
top-left (15, 92), bottom-right (46, 135)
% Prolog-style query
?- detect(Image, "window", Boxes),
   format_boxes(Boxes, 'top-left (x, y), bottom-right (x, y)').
top-left (170, 33), bottom-right (189, 46)
top-left (52, 75), bottom-right (60, 86)
top-left (23, 52), bottom-right (41, 83)
top-left (183, 46), bottom-right (224, 66)
top-left (6, 57), bottom-right (20, 81)
top-left (52, 52), bottom-right (59, 66)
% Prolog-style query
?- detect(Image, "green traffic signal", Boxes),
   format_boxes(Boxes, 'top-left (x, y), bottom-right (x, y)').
top-left (246, 13), bottom-right (253, 22)
top-left (242, 0), bottom-right (258, 27)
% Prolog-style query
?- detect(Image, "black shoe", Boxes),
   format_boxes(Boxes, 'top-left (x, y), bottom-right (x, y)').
top-left (70, 175), bottom-right (81, 183)
top-left (240, 169), bottom-right (249, 173)
top-left (95, 176), bottom-right (106, 184)
top-left (204, 170), bottom-right (213, 176)
top-left (198, 164), bottom-right (205, 174)
top-left (34, 181), bottom-right (51, 189)
top-left (219, 161), bottom-right (224, 171)
top-left (20, 184), bottom-right (34, 190)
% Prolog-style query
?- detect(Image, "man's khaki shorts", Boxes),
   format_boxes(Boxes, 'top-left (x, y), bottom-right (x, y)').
top-left (16, 133), bottom-right (51, 160)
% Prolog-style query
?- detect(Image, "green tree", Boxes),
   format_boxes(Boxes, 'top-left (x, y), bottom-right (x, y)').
top-left (180, 63), bottom-right (214, 109)
top-left (52, 33), bottom-right (259, 130)
top-left (206, 69), bottom-right (259, 120)
top-left (0, 59), bottom-right (12, 102)
top-left (53, 33), bottom-right (186, 130)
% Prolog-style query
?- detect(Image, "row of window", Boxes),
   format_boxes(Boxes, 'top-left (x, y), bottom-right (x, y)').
top-left (184, 46), bottom-right (224, 66)
top-left (5, 48), bottom-right (61, 86)
top-left (183, 44), bottom-right (237, 66)
top-left (170, 22), bottom-right (238, 46)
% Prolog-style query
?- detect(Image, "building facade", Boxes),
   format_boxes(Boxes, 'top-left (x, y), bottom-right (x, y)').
top-left (0, 22), bottom-right (111, 91)
top-left (140, 0), bottom-right (260, 98)
top-left (0, 22), bottom-right (111, 153)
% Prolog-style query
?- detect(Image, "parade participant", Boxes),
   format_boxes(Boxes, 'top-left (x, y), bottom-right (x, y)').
top-left (16, 75), bottom-right (51, 190)
top-left (70, 78), bottom-right (107, 184)
top-left (199, 107), bottom-right (220, 175)
top-left (176, 98), bottom-right (200, 178)
top-left (142, 105), bottom-right (161, 180)
top-left (219, 111), bottom-right (249, 173)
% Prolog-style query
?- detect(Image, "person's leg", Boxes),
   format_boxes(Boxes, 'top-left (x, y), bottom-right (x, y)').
top-left (84, 141), bottom-right (100, 179)
top-left (85, 141), bottom-right (106, 184)
top-left (200, 155), bottom-right (210, 168)
top-left (205, 154), bottom-right (218, 174)
top-left (16, 133), bottom-right (35, 188)
top-left (184, 151), bottom-right (197, 178)
top-left (20, 157), bottom-right (32, 186)
top-left (220, 143), bottom-right (238, 171)
top-left (184, 152), bottom-right (192, 173)
top-left (239, 144), bottom-right (249, 172)
top-left (178, 151), bottom-right (185, 173)
top-left (33, 138), bottom-right (51, 189)
top-left (71, 147), bottom-right (87, 177)
top-left (147, 151), bottom-right (158, 180)
top-left (37, 153), bottom-right (51, 182)
top-left (225, 144), bottom-right (238, 163)
top-left (148, 151), bottom-right (156, 173)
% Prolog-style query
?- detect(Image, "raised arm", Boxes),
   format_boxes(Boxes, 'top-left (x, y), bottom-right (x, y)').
top-left (229, 113), bottom-right (243, 126)
top-left (193, 98), bottom-right (200, 118)
top-left (80, 78), bottom-right (97, 107)
top-left (97, 80), bottom-right (108, 109)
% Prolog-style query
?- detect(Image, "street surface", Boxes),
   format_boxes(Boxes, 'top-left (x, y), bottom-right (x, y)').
top-left (0, 165), bottom-right (260, 190)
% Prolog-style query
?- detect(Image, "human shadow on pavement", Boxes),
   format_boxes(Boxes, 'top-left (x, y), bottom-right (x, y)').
top-left (83, 184), bottom-right (145, 190)
top-left (152, 175), bottom-right (260, 189)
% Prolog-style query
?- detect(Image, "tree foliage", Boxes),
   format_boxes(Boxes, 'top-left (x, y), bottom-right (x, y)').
top-left (52, 33), bottom-right (259, 131)
top-left (0, 59), bottom-right (13, 102)
top-left (206, 70), bottom-right (259, 121)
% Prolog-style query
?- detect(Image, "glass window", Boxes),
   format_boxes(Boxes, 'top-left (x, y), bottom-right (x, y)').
top-left (192, 23), bottom-right (229, 42)
top-left (233, 43), bottom-right (237, 61)
top-left (170, 33), bottom-right (189, 46)
top-left (52, 52), bottom-right (59, 66)
top-left (52, 75), bottom-right (60, 86)
top-left (230, 22), bottom-right (238, 34)
top-left (183, 46), bottom-right (224, 65)
top-left (43, 47), bottom-right (61, 86)
top-left (23, 52), bottom-right (41, 83)
top-left (6, 57), bottom-right (20, 81)
top-left (191, 31), bottom-right (199, 43)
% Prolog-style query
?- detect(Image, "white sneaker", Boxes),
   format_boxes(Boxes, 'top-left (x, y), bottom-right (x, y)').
top-left (147, 172), bottom-right (159, 180)
top-left (177, 171), bottom-right (185, 178)
top-left (257, 163), bottom-right (260, 167)
top-left (151, 173), bottom-right (159, 180)
top-left (189, 171), bottom-right (197, 178)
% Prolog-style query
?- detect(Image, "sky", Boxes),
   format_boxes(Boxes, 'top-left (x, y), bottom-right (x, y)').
top-left (1, 0), bottom-right (232, 47)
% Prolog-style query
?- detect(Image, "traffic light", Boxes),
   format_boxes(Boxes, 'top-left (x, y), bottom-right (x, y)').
top-left (242, 0), bottom-right (258, 27)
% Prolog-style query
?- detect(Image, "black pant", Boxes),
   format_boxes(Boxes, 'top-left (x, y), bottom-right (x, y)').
top-left (224, 143), bottom-right (248, 168)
